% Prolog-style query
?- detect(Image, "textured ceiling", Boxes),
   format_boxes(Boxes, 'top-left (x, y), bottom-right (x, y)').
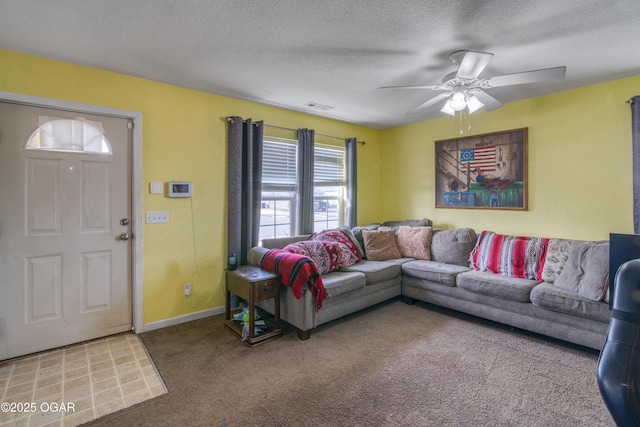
top-left (1, 0), bottom-right (639, 129)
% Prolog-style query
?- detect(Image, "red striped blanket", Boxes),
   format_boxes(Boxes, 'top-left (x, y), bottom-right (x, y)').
top-left (261, 249), bottom-right (326, 310)
top-left (470, 231), bottom-right (549, 281)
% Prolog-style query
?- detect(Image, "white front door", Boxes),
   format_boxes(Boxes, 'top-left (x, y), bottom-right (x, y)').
top-left (0, 102), bottom-right (132, 360)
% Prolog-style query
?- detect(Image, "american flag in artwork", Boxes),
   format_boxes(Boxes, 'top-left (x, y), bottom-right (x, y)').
top-left (460, 146), bottom-right (496, 173)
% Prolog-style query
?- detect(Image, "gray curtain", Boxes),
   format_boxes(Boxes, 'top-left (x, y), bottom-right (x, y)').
top-left (297, 128), bottom-right (315, 235)
top-left (345, 137), bottom-right (358, 228)
top-left (631, 97), bottom-right (640, 234)
top-left (227, 116), bottom-right (263, 265)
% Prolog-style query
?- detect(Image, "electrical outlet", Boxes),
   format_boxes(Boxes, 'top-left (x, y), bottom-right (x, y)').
top-left (146, 211), bottom-right (169, 224)
top-left (183, 283), bottom-right (192, 296)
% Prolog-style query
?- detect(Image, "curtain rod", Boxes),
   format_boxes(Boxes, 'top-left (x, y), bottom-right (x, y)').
top-left (265, 123), bottom-right (366, 144)
top-left (265, 123), bottom-right (366, 145)
top-left (227, 117), bottom-right (365, 145)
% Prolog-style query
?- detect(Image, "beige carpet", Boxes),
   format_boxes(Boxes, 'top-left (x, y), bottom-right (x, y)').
top-left (83, 299), bottom-right (613, 426)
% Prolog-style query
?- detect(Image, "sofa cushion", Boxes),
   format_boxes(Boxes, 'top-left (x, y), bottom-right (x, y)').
top-left (470, 231), bottom-right (549, 281)
top-left (362, 229), bottom-right (402, 261)
top-left (456, 270), bottom-right (539, 303)
top-left (321, 271), bottom-right (366, 298)
top-left (402, 260), bottom-right (471, 287)
top-left (541, 238), bottom-right (583, 284)
top-left (382, 218), bottom-right (432, 227)
top-left (340, 260), bottom-right (402, 285)
top-left (430, 228), bottom-right (478, 266)
top-left (530, 282), bottom-right (611, 323)
top-left (553, 242), bottom-right (609, 301)
top-left (396, 226), bottom-right (432, 260)
top-left (381, 257), bottom-right (416, 266)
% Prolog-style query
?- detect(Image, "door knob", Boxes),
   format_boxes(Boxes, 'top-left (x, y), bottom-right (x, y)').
top-left (120, 218), bottom-right (130, 225)
top-left (120, 233), bottom-right (130, 241)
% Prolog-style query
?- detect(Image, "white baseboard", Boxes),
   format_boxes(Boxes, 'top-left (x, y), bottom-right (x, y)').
top-left (138, 306), bottom-right (226, 333)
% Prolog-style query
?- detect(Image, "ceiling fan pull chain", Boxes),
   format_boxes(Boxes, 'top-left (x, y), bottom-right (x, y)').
top-left (468, 110), bottom-right (472, 134)
top-left (459, 112), bottom-right (463, 136)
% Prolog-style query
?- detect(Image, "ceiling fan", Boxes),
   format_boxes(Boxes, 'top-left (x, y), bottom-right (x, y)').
top-left (379, 50), bottom-right (566, 115)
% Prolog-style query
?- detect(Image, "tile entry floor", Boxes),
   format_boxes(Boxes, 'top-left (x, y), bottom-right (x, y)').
top-left (0, 333), bottom-right (167, 427)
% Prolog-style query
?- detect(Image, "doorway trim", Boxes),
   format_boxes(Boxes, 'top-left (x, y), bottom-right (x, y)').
top-left (0, 91), bottom-right (144, 334)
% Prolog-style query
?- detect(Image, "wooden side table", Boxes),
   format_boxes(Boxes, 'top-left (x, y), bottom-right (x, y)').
top-left (224, 265), bottom-right (282, 346)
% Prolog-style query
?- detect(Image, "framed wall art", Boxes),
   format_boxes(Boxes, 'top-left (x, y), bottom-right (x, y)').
top-left (435, 128), bottom-right (528, 210)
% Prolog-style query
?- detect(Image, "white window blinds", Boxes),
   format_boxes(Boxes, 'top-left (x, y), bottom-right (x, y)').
top-left (314, 145), bottom-right (345, 184)
top-left (262, 139), bottom-right (296, 185)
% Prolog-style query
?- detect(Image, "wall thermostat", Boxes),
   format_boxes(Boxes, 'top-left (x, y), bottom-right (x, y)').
top-left (168, 181), bottom-right (192, 198)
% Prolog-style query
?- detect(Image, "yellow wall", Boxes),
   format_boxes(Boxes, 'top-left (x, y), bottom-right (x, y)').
top-left (381, 75), bottom-right (639, 241)
top-left (0, 49), bottom-right (383, 324)
top-left (2, 48), bottom-right (638, 325)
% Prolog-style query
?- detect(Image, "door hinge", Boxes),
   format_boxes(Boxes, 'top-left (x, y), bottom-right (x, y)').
top-left (127, 121), bottom-right (133, 129)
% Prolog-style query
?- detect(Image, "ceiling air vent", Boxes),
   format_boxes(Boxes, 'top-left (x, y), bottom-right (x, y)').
top-left (303, 102), bottom-right (333, 111)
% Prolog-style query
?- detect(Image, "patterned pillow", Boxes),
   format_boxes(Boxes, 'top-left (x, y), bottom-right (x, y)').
top-left (283, 240), bottom-right (358, 275)
top-left (361, 229), bottom-right (402, 261)
top-left (541, 239), bottom-right (582, 284)
top-left (470, 231), bottom-right (549, 281)
top-left (396, 226), bottom-right (432, 260)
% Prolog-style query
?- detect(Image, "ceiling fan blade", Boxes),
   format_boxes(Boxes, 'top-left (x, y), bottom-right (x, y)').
top-left (408, 92), bottom-right (452, 114)
top-left (485, 66), bottom-right (566, 88)
top-left (378, 84), bottom-right (444, 90)
top-left (469, 89), bottom-right (503, 111)
top-left (455, 51), bottom-right (494, 80)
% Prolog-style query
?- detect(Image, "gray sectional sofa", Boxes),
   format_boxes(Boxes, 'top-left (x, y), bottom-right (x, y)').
top-left (247, 220), bottom-right (611, 350)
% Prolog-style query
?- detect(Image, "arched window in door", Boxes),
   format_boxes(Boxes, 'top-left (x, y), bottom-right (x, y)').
top-left (25, 117), bottom-right (112, 154)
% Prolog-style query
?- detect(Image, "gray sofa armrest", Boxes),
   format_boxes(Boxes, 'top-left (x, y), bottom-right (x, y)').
top-left (247, 246), bottom-right (270, 267)
top-left (262, 234), bottom-right (311, 249)
top-left (248, 238), bottom-right (318, 335)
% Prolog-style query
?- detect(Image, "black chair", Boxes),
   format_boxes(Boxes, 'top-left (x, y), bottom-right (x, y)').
top-left (597, 259), bottom-right (640, 426)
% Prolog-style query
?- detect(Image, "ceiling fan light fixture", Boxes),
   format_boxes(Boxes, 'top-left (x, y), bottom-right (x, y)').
top-left (450, 92), bottom-right (466, 111)
top-left (380, 50), bottom-right (566, 119)
top-left (440, 100), bottom-right (456, 116)
top-left (466, 95), bottom-right (484, 113)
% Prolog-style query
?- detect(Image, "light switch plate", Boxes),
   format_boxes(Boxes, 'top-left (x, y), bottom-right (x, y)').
top-left (150, 182), bottom-right (163, 194)
top-left (146, 211), bottom-right (169, 223)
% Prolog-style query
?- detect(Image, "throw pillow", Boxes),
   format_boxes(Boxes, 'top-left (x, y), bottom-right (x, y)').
top-left (396, 226), bottom-right (432, 260)
top-left (361, 229), bottom-right (402, 261)
top-left (351, 223), bottom-right (380, 259)
top-left (540, 238), bottom-right (582, 284)
top-left (430, 228), bottom-right (478, 266)
top-left (470, 230), bottom-right (549, 281)
top-left (553, 242), bottom-right (610, 301)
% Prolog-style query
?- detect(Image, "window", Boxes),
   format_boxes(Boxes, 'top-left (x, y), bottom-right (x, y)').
top-left (259, 138), bottom-right (297, 242)
top-left (313, 145), bottom-right (346, 232)
top-left (259, 138), bottom-right (347, 243)
top-left (26, 118), bottom-right (112, 154)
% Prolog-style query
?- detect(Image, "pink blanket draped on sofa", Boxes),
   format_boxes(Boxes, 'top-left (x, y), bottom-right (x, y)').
top-left (261, 249), bottom-right (326, 310)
